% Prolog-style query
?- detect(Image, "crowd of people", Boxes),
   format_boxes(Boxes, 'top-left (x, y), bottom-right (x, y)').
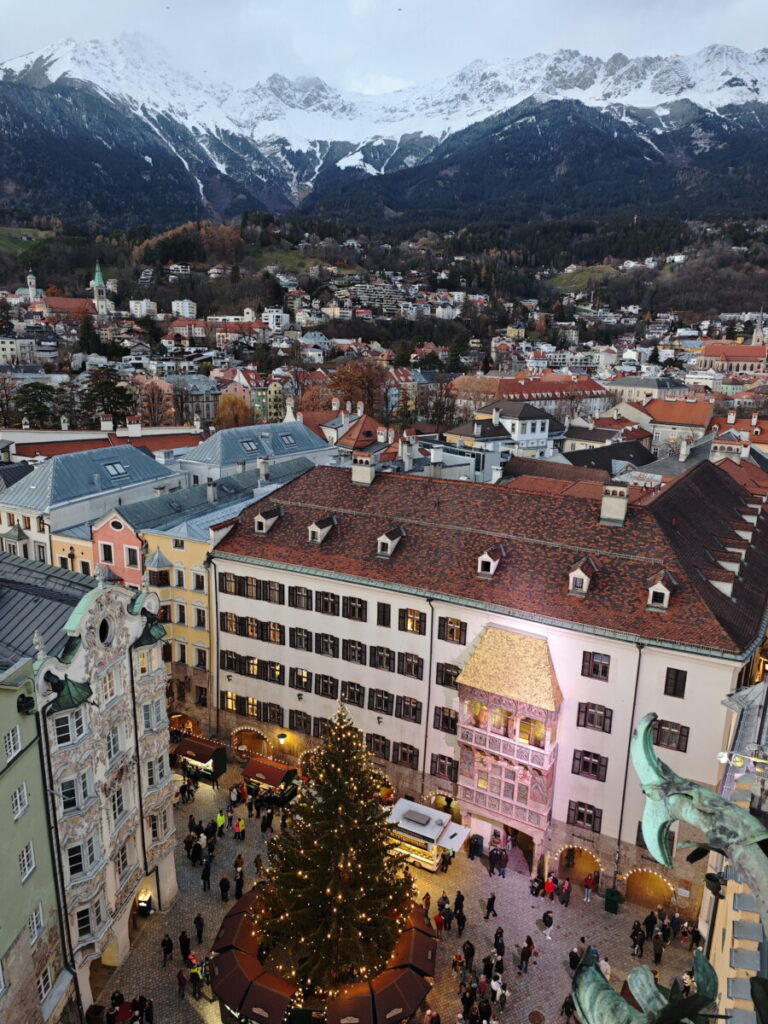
top-left (104, 990), bottom-right (154, 1023)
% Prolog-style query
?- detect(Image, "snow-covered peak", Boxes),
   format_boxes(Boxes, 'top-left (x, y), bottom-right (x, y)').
top-left (4, 35), bottom-right (768, 147)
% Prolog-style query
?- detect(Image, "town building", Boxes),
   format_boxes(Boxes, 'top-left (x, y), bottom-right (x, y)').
top-left (177, 422), bottom-right (332, 482)
top-left (209, 460), bottom-right (768, 920)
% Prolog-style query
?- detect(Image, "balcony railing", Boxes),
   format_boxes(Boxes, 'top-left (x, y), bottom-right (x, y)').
top-left (459, 726), bottom-right (557, 771)
top-left (458, 782), bottom-right (552, 831)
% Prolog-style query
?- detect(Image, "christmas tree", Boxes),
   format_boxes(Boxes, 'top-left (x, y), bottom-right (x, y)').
top-left (262, 703), bottom-right (413, 996)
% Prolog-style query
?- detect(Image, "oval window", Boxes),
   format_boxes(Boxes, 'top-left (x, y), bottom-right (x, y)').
top-left (99, 618), bottom-right (113, 646)
top-left (110, 520), bottom-right (123, 531)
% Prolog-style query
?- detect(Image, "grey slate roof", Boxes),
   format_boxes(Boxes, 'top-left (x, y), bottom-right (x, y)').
top-left (564, 440), bottom-right (656, 471)
top-left (0, 446), bottom-right (175, 511)
top-left (186, 423), bottom-right (330, 467)
top-left (0, 553), bottom-right (96, 671)
top-left (163, 374), bottom-right (221, 394)
top-left (0, 462), bottom-right (33, 492)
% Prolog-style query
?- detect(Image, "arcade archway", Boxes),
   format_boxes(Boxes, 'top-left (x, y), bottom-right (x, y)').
top-left (625, 868), bottom-right (675, 910)
top-left (169, 713), bottom-right (201, 737)
top-left (232, 727), bottom-right (268, 760)
top-left (556, 845), bottom-right (602, 887)
top-left (423, 789), bottom-right (463, 824)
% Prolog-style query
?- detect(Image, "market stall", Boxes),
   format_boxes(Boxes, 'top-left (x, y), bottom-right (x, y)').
top-left (387, 798), bottom-right (470, 872)
top-left (242, 755), bottom-right (299, 806)
top-left (173, 736), bottom-right (227, 785)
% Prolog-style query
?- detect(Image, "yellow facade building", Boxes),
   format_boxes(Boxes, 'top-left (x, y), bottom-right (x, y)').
top-left (50, 524), bottom-right (95, 576)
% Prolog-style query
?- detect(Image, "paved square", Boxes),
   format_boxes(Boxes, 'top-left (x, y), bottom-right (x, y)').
top-left (98, 769), bottom-right (694, 1023)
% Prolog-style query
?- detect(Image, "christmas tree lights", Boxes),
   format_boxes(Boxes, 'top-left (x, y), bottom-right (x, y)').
top-left (257, 704), bottom-right (414, 997)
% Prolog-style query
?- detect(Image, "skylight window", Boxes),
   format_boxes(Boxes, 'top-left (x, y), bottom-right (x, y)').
top-left (104, 462), bottom-right (127, 478)
top-left (280, 434), bottom-right (297, 447)
top-left (241, 440), bottom-right (260, 452)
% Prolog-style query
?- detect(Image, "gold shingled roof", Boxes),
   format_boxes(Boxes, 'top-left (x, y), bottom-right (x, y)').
top-left (457, 627), bottom-right (562, 711)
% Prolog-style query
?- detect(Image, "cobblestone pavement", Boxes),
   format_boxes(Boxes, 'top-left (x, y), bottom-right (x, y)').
top-left (100, 771), bottom-right (694, 1024)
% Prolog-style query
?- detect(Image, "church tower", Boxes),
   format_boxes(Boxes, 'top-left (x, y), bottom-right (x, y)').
top-left (753, 308), bottom-right (765, 346)
top-left (92, 261), bottom-right (108, 318)
top-left (26, 266), bottom-right (36, 303)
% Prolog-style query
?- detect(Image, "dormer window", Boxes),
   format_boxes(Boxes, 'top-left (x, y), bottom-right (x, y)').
top-left (377, 526), bottom-right (405, 559)
top-left (477, 544), bottom-right (505, 578)
top-left (569, 557), bottom-right (596, 596)
top-left (308, 516), bottom-right (337, 545)
top-left (647, 569), bottom-right (676, 611)
top-left (254, 507), bottom-right (280, 535)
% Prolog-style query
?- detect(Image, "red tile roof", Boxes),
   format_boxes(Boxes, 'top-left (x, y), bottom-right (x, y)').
top-left (629, 398), bottom-right (714, 427)
top-left (701, 343), bottom-right (768, 361)
top-left (214, 463), bottom-right (768, 653)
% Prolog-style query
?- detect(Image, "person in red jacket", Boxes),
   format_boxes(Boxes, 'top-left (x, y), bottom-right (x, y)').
top-left (544, 876), bottom-right (556, 901)
top-left (583, 873), bottom-right (594, 903)
top-left (434, 910), bottom-right (445, 939)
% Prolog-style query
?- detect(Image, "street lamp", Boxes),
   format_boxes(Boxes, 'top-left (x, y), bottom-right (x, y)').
top-left (277, 733), bottom-right (287, 745)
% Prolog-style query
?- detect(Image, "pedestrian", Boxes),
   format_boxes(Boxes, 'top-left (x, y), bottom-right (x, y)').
top-left (423, 1009), bottom-right (433, 1024)
top-left (260, 814), bottom-right (269, 835)
top-left (599, 956), bottom-right (611, 981)
top-left (661, 917), bottom-right (671, 945)
top-left (433, 911), bottom-right (445, 938)
top-left (442, 905), bottom-right (454, 931)
top-left (583, 873), bottom-right (594, 903)
top-left (184, 833), bottom-right (195, 859)
top-left (560, 879), bottom-right (572, 907)
top-left (455, 890), bottom-right (465, 913)
top-left (201, 859), bottom-right (211, 891)
top-left (220, 874), bottom-right (230, 901)
top-left (544, 876), bottom-right (556, 901)
top-left (652, 930), bottom-right (664, 965)
top-left (493, 927), bottom-right (504, 955)
top-left (211, 771), bottom-right (219, 790)
top-left (190, 963), bottom-right (203, 1000)
top-left (254, 853), bottom-right (264, 876)
top-left (238, 817), bottom-right (246, 841)
top-left (216, 811), bottom-right (225, 837)
top-left (484, 894), bottom-right (498, 920)
top-left (689, 925), bottom-right (703, 951)
top-left (542, 908), bottom-right (553, 940)
top-left (497, 848), bottom-right (508, 879)
top-left (227, 808), bottom-right (234, 829)
top-left (576, 936), bottom-right (587, 959)
top-left (456, 909), bottom-right (467, 936)
top-left (463, 939), bottom-right (475, 973)
top-left (188, 813), bottom-right (196, 833)
top-left (176, 970), bottom-right (187, 999)
top-left (461, 987), bottom-right (474, 1016)
top-left (482, 955), bottom-right (494, 980)
top-left (644, 910), bottom-right (657, 940)
top-left (670, 912), bottom-right (682, 940)
top-left (478, 999), bottom-right (491, 1024)
top-left (179, 930), bottom-right (191, 964)
top-left (247, 794), bottom-right (254, 818)
top-left (518, 941), bottom-right (532, 975)
top-left (230, 785), bottom-right (239, 806)
top-left (422, 892), bottom-right (432, 917)
top-left (633, 930), bottom-right (645, 958)
top-left (560, 995), bottom-right (577, 1023)
top-left (144, 999), bottom-right (154, 1024)
top-left (194, 913), bottom-right (204, 944)
top-left (490, 975), bottom-right (501, 1003)
top-left (190, 841), bottom-right (202, 866)
top-left (569, 947), bottom-right (580, 973)
top-left (488, 848), bottom-right (498, 877)
top-left (235, 872), bottom-right (244, 899)
top-left (437, 890), bottom-right (449, 911)
top-left (234, 817), bottom-right (241, 841)
top-left (161, 934), bottom-right (173, 967)
top-left (498, 984), bottom-right (507, 1013)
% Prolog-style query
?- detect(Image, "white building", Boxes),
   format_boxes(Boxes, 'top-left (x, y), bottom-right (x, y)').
top-left (129, 299), bottom-right (158, 318)
top-left (171, 299), bottom-right (197, 319)
top-left (0, 335), bottom-right (36, 363)
top-left (209, 460), bottom-right (768, 921)
top-left (262, 307), bottom-right (291, 332)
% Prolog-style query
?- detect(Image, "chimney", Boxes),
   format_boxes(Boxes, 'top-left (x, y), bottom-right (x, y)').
top-left (60, 415), bottom-right (69, 431)
top-left (206, 478), bottom-right (216, 503)
top-left (491, 464), bottom-right (504, 484)
top-left (727, 409), bottom-right (737, 425)
top-left (257, 458), bottom-right (270, 481)
top-left (642, 395), bottom-right (652, 407)
top-left (387, 428), bottom-right (395, 444)
top-left (429, 444), bottom-right (443, 464)
top-left (341, 411), bottom-right (350, 430)
top-left (678, 438), bottom-right (689, 462)
top-left (492, 407), bottom-right (500, 426)
top-left (345, 400), bottom-right (352, 413)
top-left (100, 414), bottom-right (114, 432)
top-left (613, 407), bottom-right (619, 420)
top-left (473, 420), bottom-right (482, 437)
top-left (752, 411), bottom-right (759, 427)
top-left (127, 415), bottom-right (141, 438)
top-left (284, 396), bottom-right (295, 421)
top-left (600, 480), bottom-right (629, 526)
top-left (351, 453), bottom-right (375, 486)
top-left (356, 401), bottom-right (365, 417)
top-left (377, 427), bottom-right (387, 443)
top-left (193, 413), bottom-right (202, 432)
top-left (297, 411), bottom-right (304, 424)
top-left (237, 460), bottom-right (246, 474)
top-left (332, 397), bottom-right (341, 412)
top-left (402, 444), bottom-right (414, 473)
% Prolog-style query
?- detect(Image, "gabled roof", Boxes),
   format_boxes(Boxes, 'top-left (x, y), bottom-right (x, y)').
top-left (629, 398), bottom-right (714, 427)
top-left (0, 446), bottom-right (176, 511)
top-left (214, 463), bottom-right (768, 653)
top-left (564, 440), bottom-right (656, 471)
top-left (186, 423), bottom-right (330, 466)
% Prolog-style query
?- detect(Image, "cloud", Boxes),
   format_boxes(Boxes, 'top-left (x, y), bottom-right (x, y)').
top-left (349, 73), bottom-right (412, 95)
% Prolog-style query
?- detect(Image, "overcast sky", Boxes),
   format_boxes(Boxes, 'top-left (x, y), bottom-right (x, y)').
top-left (1, 0), bottom-right (767, 93)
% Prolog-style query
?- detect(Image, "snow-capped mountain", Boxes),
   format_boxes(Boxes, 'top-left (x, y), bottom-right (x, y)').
top-left (2, 35), bottom-right (768, 225)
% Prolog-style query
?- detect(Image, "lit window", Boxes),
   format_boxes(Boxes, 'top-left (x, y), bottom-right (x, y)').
top-left (519, 717), bottom-right (545, 748)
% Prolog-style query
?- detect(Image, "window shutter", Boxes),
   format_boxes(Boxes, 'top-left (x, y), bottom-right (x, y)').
top-left (331, 637), bottom-right (338, 658)
top-left (342, 639), bottom-right (349, 660)
top-left (433, 707), bottom-right (442, 729)
top-left (342, 596), bottom-right (350, 617)
top-left (450, 760), bottom-right (458, 782)
top-left (679, 726), bottom-right (690, 752)
top-left (597, 756), bottom-right (608, 783)
top-left (218, 572), bottom-right (225, 591)
top-left (398, 608), bottom-right (406, 630)
top-left (219, 691), bottom-right (228, 710)
top-left (418, 613), bottom-right (426, 635)
top-left (572, 750), bottom-right (582, 774)
top-left (257, 621), bottom-right (267, 642)
top-left (603, 708), bottom-right (613, 733)
top-left (567, 800), bottom-right (576, 825)
top-left (430, 753), bottom-right (438, 776)
top-left (368, 689), bottom-right (376, 710)
top-left (395, 695), bottom-right (403, 718)
top-left (593, 808), bottom-right (603, 834)
top-left (277, 584), bottom-right (285, 604)
top-left (360, 601), bottom-right (367, 622)
top-left (438, 616), bottom-right (447, 639)
top-left (436, 664), bottom-right (445, 686)
top-left (415, 657), bottom-right (423, 680)
top-left (414, 700), bottom-right (422, 724)
top-left (393, 742), bottom-right (400, 764)
top-left (236, 616), bottom-right (246, 636)
top-left (459, 621), bottom-right (467, 644)
top-left (577, 703), bottom-right (586, 727)
top-left (219, 611), bottom-right (227, 630)
top-left (581, 651), bottom-right (591, 676)
top-left (359, 644), bottom-right (366, 666)
top-left (288, 587), bottom-right (296, 608)
top-left (397, 653), bottom-right (405, 675)
top-left (235, 695), bottom-right (247, 716)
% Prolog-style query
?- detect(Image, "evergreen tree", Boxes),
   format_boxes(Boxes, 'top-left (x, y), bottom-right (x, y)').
top-left (78, 311), bottom-right (100, 352)
top-left (262, 705), bottom-right (413, 996)
top-left (82, 367), bottom-right (134, 426)
top-left (14, 382), bottom-right (56, 428)
top-left (0, 298), bottom-right (13, 336)
top-left (648, 344), bottom-right (660, 365)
